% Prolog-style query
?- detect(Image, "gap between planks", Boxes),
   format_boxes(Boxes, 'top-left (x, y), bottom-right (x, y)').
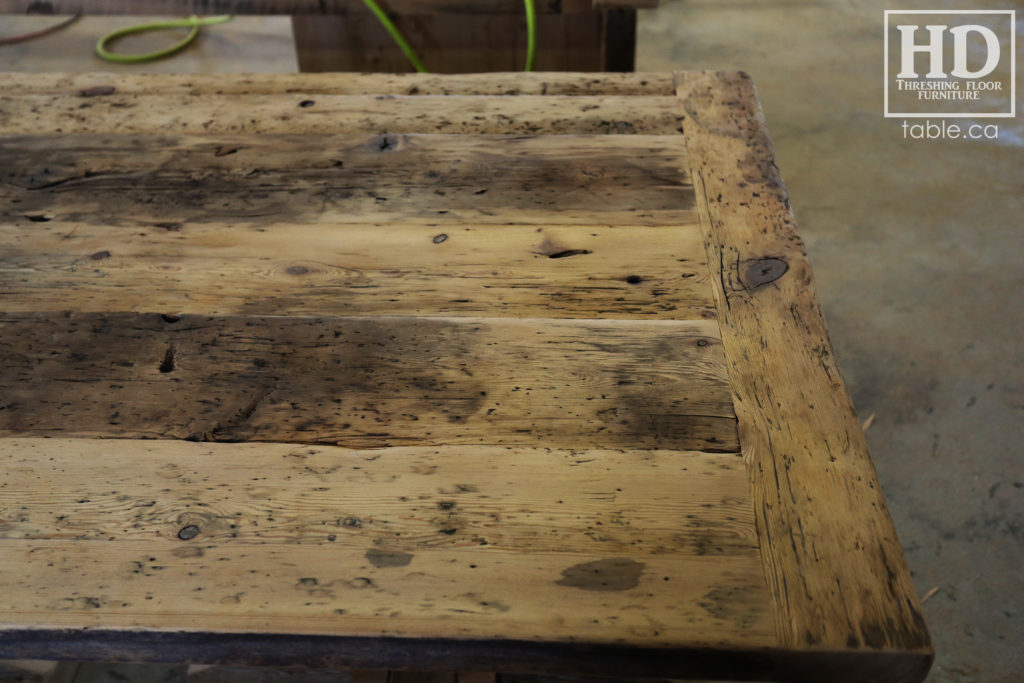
top-left (676, 70), bottom-right (931, 680)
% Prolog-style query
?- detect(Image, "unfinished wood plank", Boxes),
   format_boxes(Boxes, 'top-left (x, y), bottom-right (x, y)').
top-left (0, 69), bottom-right (931, 681)
top-left (0, 313), bottom-right (738, 452)
top-left (0, 222), bottom-right (714, 320)
top-left (0, 438), bottom-right (772, 649)
top-left (601, 7), bottom-right (638, 72)
top-left (292, 9), bottom-right (608, 73)
top-left (0, 72), bottom-right (676, 97)
top-left (0, 134), bottom-right (695, 227)
top-left (594, 0), bottom-right (658, 8)
top-left (0, 94), bottom-right (681, 136)
top-left (677, 71), bottom-right (931, 673)
top-left (0, 439), bottom-right (756, 555)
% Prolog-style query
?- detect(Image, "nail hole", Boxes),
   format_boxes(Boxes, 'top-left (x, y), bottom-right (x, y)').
top-left (696, 339), bottom-right (709, 347)
top-left (177, 525), bottom-right (200, 540)
top-left (159, 345), bottom-right (176, 373)
top-left (299, 99), bottom-right (315, 108)
top-left (625, 275), bottom-right (643, 284)
top-left (90, 250), bottom-right (111, 261)
top-left (432, 233), bottom-right (448, 244)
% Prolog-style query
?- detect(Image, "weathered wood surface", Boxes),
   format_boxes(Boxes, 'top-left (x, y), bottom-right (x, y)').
top-left (0, 72), bottom-right (674, 96)
top-left (0, 94), bottom-right (682, 135)
top-left (0, 438), bottom-right (768, 647)
top-left (0, 132), bottom-right (707, 318)
top-left (0, 71), bottom-right (930, 681)
top-left (0, 134), bottom-right (694, 225)
top-left (0, 0), bottom-right (655, 15)
top-left (290, 7), bottom-right (612, 73)
top-left (677, 70), bottom-right (932, 681)
top-left (0, 313), bottom-right (737, 451)
top-left (0, 221), bottom-right (713, 319)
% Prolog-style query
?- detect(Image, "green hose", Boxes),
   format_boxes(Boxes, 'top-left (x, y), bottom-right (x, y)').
top-left (96, 15), bottom-right (232, 64)
top-left (524, 0), bottom-right (536, 72)
top-left (362, 0), bottom-right (427, 73)
top-left (94, 2), bottom-right (535, 71)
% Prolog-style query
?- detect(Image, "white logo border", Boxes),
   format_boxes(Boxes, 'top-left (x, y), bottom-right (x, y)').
top-left (884, 9), bottom-right (1016, 119)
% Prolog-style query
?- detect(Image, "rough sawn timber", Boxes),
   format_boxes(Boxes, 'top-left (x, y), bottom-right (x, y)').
top-left (0, 70), bottom-right (932, 682)
top-left (0, 313), bottom-right (737, 452)
top-left (676, 70), bottom-right (931, 682)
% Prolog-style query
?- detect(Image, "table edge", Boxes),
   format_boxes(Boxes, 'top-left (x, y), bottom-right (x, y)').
top-left (675, 69), bottom-right (932, 678)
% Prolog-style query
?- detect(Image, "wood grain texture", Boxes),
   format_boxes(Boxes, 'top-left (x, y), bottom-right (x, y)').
top-left (0, 134), bottom-right (695, 226)
top-left (676, 71), bottom-right (931, 680)
top-left (0, 221), bottom-right (714, 320)
top-left (0, 313), bottom-right (738, 452)
top-left (0, 72), bottom-right (675, 97)
top-left (0, 70), bottom-right (931, 680)
top-left (0, 438), bottom-right (772, 650)
top-left (0, 131), bottom-right (705, 318)
top-left (0, 94), bottom-right (681, 136)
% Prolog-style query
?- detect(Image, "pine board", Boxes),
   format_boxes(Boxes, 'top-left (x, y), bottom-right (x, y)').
top-left (0, 71), bottom-right (931, 682)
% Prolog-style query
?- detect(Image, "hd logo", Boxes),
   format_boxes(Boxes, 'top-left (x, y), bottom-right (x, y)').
top-left (884, 10), bottom-right (1015, 118)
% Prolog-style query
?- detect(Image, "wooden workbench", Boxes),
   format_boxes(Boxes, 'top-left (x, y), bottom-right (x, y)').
top-left (0, 71), bottom-right (931, 682)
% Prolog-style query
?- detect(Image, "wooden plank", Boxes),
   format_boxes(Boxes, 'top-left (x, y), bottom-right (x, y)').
top-left (0, 221), bottom-right (715, 320)
top-left (0, 94), bottom-right (682, 135)
top-left (0, 0), bottom-right (648, 14)
top-left (0, 72), bottom-right (676, 97)
top-left (0, 438), bottom-right (771, 650)
top-left (0, 313), bottom-right (738, 452)
top-left (676, 70), bottom-right (931, 679)
top-left (0, 134), bottom-right (696, 227)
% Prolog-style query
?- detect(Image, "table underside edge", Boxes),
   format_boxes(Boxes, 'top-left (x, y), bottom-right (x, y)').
top-left (0, 628), bottom-right (931, 683)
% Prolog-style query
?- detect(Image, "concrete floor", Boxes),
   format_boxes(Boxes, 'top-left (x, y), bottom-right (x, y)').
top-left (0, 2), bottom-right (1021, 682)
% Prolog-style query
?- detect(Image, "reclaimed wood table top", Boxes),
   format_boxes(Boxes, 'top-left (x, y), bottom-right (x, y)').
top-left (0, 71), bottom-right (930, 682)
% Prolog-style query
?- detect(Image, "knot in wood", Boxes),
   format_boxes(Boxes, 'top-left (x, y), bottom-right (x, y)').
top-left (742, 257), bottom-right (788, 289)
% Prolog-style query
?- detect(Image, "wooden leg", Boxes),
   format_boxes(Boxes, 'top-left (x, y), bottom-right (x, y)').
top-left (602, 8), bottom-right (637, 72)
